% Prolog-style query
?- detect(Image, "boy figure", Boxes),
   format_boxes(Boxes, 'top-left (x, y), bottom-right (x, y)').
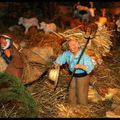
top-left (0, 34), bottom-right (23, 79)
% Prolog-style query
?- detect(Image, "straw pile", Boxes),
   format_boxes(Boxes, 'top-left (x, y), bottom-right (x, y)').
top-left (56, 103), bottom-right (92, 118)
top-left (24, 31), bottom-right (64, 56)
top-left (1, 46), bottom-right (120, 118)
top-left (26, 49), bottom-right (120, 118)
top-left (58, 23), bottom-right (113, 66)
top-left (15, 31), bottom-right (65, 84)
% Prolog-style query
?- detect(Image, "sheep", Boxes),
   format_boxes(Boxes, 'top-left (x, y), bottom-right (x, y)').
top-left (18, 17), bottom-right (40, 34)
top-left (39, 21), bottom-right (57, 34)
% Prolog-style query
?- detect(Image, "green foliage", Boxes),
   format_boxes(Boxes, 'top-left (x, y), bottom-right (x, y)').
top-left (0, 72), bottom-right (37, 117)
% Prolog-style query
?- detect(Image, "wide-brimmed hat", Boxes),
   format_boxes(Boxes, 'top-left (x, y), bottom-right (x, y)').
top-left (0, 34), bottom-right (12, 39)
top-left (0, 34), bottom-right (11, 50)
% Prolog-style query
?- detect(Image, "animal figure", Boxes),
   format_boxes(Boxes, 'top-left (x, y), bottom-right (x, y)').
top-left (51, 5), bottom-right (73, 31)
top-left (89, 8), bottom-right (96, 17)
top-left (100, 8), bottom-right (107, 17)
top-left (95, 8), bottom-right (108, 30)
top-left (39, 21), bottom-right (57, 34)
top-left (108, 7), bottom-right (120, 16)
top-left (73, 2), bottom-right (96, 23)
top-left (70, 18), bottom-right (82, 28)
top-left (18, 17), bottom-right (40, 34)
top-left (59, 15), bottom-right (72, 31)
top-left (89, 1), bottom-right (96, 17)
top-left (95, 17), bottom-right (107, 30)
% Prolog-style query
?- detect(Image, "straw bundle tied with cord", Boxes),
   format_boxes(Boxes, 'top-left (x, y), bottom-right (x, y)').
top-left (58, 23), bottom-right (113, 66)
top-left (21, 46), bottom-right (54, 84)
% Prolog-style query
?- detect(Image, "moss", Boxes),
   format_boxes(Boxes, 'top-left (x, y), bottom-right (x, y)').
top-left (0, 72), bottom-right (37, 117)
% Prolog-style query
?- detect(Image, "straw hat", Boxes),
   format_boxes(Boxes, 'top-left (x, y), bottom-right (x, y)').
top-left (48, 68), bottom-right (60, 86)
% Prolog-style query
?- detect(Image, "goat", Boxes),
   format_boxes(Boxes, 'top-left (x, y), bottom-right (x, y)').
top-left (18, 17), bottom-right (40, 34)
top-left (39, 21), bottom-right (57, 34)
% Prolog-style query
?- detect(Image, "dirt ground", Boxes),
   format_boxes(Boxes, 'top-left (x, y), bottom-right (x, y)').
top-left (27, 47), bottom-right (120, 118)
top-left (1, 47), bottom-right (120, 118)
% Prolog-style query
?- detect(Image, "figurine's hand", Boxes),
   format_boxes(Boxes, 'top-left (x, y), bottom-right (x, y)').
top-left (51, 63), bottom-right (60, 69)
top-left (74, 64), bottom-right (87, 70)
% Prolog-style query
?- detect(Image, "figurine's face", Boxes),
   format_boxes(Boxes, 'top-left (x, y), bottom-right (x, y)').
top-left (1, 38), bottom-right (7, 48)
top-left (0, 37), bottom-right (10, 49)
top-left (68, 39), bottom-right (80, 54)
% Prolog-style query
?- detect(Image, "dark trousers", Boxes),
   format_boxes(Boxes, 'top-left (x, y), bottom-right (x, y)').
top-left (68, 75), bottom-right (90, 106)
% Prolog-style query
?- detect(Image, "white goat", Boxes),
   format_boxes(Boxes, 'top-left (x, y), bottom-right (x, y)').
top-left (39, 21), bottom-right (57, 34)
top-left (18, 17), bottom-right (40, 34)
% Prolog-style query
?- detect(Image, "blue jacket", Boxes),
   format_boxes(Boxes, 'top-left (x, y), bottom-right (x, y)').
top-left (55, 49), bottom-right (94, 74)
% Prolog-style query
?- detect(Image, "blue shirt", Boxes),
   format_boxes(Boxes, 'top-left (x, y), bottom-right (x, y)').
top-left (55, 49), bottom-right (94, 74)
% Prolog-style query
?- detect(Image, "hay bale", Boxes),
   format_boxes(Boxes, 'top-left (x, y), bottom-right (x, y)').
top-left (20, 46), bottom-right (54, 84)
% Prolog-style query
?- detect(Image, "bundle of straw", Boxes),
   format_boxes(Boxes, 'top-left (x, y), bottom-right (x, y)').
top-left (58, 23), bottom-right (113, 66)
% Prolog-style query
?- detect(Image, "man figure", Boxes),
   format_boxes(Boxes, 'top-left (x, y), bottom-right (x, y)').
top-left (53, 37), bottom-right (94, 106)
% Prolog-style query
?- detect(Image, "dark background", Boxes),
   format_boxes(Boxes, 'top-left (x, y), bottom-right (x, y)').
top-left (0, 1), bottom-right (119, 27)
